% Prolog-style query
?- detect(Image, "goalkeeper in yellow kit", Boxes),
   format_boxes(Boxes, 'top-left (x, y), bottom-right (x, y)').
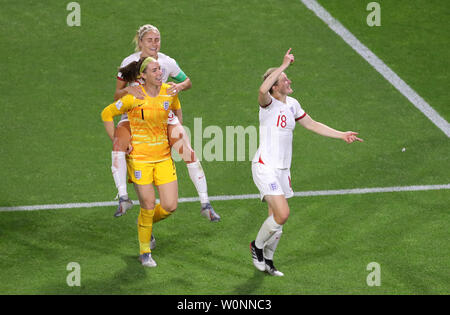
top-left (101, 57), bottom-right (178, 267)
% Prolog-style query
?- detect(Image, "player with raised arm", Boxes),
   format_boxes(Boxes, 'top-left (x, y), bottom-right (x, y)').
top-left (250, 49), bottom-right (363, 276)
top-left (111, 24), bottom-right (220, 222)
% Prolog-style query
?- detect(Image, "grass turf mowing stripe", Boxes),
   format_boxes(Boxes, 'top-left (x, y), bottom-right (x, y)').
top-left (301, 0), bottom-right (450, 137)
top-left (1, 184), bottom-right (449, 212)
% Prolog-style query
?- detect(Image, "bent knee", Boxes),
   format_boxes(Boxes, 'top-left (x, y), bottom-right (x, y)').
top-left (140, 200), bottom-right (155, 210)
top-left (165, 204), bottom-right (178, 213)
top-left (161, 202), bottom-right (177, 213)
top-left (274, 210), bottom-right (290, 225)
top-left (280, 215), bottom-right (289, 225)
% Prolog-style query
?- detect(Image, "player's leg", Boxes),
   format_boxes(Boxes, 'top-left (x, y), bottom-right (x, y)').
top-left (168, 119), bottom-right (220, 222)
top-left (133, 182), bottom-right (157, 267)
top-left (111, 119), bottom-right (133, 217)
top-left (153, 158), bottom-right (178, 223)
top-left (154, 180), bottom-right (178, 222)
top-left (250, 195), bottom-right (287, 276)
top-left (262, 201), bottom-right (286, 276)
top-left (148, 159), bottom-right (178, 251)
top-left (260, 169), bottom-right (293, 276)
top-left (263, 229), bottom-right (283, 276)
top-left (254, 195), bottom-right (288, 252)
top-left (250, 162), bottom-right (287, 275)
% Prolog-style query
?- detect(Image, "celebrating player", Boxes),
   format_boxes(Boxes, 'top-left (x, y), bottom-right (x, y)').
top-left (250, 49), bottom-right (363, 276)
top-left (111, 24), bottom-right (220, 222)
top-left (102, 57), bottom-right (179, 267)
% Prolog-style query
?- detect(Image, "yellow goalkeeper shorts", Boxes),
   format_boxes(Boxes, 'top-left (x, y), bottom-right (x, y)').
top-left (127, 158), bottom-right (177, 186)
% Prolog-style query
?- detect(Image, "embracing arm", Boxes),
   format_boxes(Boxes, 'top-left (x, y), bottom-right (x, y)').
top-left (168, 79), bottom-right (186, 122)
top-left (114, 79), bottom-right (128, 101)
top-left (299, 114), bottom-right (363, 143)
top-left (167, 76), bottom-right (192, 96)
top-left (114, 79), bottom-right (145, 101)
top-left (176, 76), bottom-right (192, 91)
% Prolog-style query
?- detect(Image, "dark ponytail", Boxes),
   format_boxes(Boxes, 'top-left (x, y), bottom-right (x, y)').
top-left (119, 57), bottom-right (146, 82)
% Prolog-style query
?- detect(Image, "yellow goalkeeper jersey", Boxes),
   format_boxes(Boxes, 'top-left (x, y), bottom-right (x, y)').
top-left (101, 84), bottom-right (181, 163)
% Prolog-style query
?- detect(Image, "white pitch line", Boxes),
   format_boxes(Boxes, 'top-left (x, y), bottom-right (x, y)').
top-left (300, 0), bottom-right (450, 137)
top-left (0, 184), bottom-right (449, 212)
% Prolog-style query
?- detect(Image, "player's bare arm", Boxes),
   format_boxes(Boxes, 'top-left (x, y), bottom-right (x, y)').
top-left (103, 120), bottom-right (115, 142)
top-left (258, 48), bottom-right (294, 107)
top-left (167, 77), bottom-right (192, 96)
top-left (114, 79), bottom-right (146, 101)
top-left (298, 114), bottom-right (363, 143)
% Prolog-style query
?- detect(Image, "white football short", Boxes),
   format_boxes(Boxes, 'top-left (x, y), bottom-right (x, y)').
top-left (251, 161), bottom-right (294, 201)
top-left (117, 111), bottom-right (180, 126)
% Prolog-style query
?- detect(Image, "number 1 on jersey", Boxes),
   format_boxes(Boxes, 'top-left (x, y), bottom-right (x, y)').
top-left (277, 114), bottom-right (287, 128)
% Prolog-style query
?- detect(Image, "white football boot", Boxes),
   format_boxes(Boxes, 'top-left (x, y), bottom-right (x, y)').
top-left (265, 259), bottom-right (284, 277)
top-left (139, 253), bottom-right (157, 268)
top-left (250, 241), bottom-right (266, 271)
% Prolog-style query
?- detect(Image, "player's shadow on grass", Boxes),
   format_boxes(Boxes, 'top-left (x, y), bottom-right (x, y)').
top-left (107, 255), bottom-right (149, 292)
top-left (38, 254), bottom-right (149, 294)
top-left (98, 254), bottom-right (193, 294)
top-left (232, 270), bottom-right (265, 295)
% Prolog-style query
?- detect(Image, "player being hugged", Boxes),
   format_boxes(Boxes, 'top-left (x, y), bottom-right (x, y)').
top-left (102, 57), bottom-right (179, 267)
top-left (111, 24), bottom-right (220, 223)
top-left (250, 49), bottom-right (363, 276)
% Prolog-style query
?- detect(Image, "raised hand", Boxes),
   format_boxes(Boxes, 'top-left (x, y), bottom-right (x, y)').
top-left (282, 48), bottom-right (295, 67)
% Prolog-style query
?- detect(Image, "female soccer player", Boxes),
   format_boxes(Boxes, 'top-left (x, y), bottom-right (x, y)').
top-left (250, 49), bottom-right (363, 276)
top-left (102, 57), bottom-right (179, 267)
top-left (111, 24), bottom-right (220, 222)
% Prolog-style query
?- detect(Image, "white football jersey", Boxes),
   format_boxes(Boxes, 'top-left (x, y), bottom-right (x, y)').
top-left (252, 95), bottom-right (306, 169)
top-left (117, 51), bottom-right (182, 85)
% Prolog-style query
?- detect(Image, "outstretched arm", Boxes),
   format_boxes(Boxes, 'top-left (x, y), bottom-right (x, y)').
top-left (258, 48), bottom-right (294, 107)
top-left (299, 114), bottom-right (363, 143)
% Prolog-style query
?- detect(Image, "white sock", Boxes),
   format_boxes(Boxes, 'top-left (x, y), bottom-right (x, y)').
top-left (264, 229), bottom-right (283, 260)
top-left (255, 215), bottom-right (282, 249)
top-left (111, 151), bottom-right (128, 198)
top-left (186, 160), bottom-right (209, 204)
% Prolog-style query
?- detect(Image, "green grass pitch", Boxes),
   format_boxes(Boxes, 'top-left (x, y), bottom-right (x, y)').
top-left (0, 0), bottom-right (448, 294)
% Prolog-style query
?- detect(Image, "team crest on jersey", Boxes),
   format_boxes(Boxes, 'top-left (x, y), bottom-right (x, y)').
top-left (163, 101), bottom-right (170, 111)
top-left (134, 170), bottom-right (142, 180)
top-left (115, 100), bottom-right (123, 110)
top-left (289, 106), bottom-right (295, 114)
top-left (269, 182), bottom-right (278, 191)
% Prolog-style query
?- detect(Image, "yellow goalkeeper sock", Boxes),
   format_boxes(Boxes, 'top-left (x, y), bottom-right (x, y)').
top-left (137, 207), bottom-right (155, 254)
top-left (152, 203), bottom-right (172, 223)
